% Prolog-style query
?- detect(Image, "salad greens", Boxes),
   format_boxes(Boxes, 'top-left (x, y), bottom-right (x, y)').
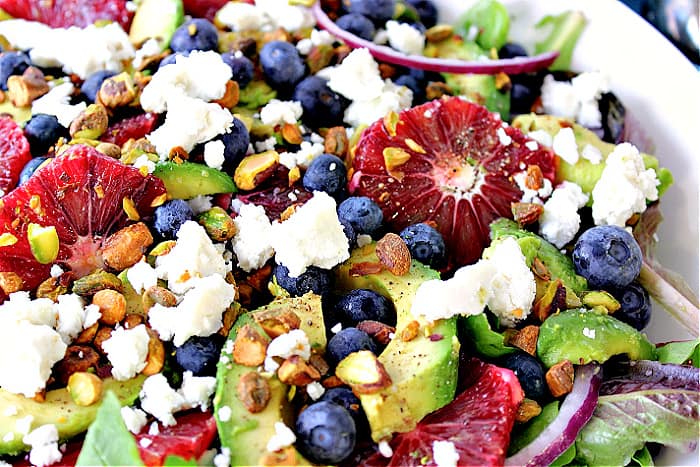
top-left (458, 0), bottom-right (511, 50)
top-left (75, 391), bottom-right (144, 467)
top-left (657, 340), bottom-right (700, 366)
top-left (535, 11), bottom-right (588, 70)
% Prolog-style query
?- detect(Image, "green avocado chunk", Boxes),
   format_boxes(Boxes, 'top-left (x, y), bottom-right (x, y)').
top-left (537, 309), bottom-right (656, 367)
top-left (214, 294), bottom-right (324, 466)
top-left (153, 161), bottom-right (236, 200)
top-left (0, 375), bottom-right (145, 455)
top-left (335, 243), bottom-right (460, 442)
top-left (512, 114), bottom-right (673, 200)
top-left (490, 218), bottom-right (588, 294)
top-left (128, 0), bottom-right (184, 50)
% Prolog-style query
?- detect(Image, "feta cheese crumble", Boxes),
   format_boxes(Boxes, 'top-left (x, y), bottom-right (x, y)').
top-left (264, 329), bottom-right (311, 372)
top-left (385, 20), bottom-right (425, 55)
top-left (23, 424), bottom-right (62, 467)
top-left (539, 182), bottom-right (589, 248)
top-left (279, 141), bottom-right (325, 170)
top-left (327, 48), bottom-right (385, 102)
top-left (591, 143), bottom-right (659, 226)
top-left (266, 421), bottom-right (296, 452)
top-left (552, 127), bottom-right (579, 165)
top-left (540, 72), bottom-right (610, 127)
top-left (411, 238), bottom-right (535, 327)
top-left (102, 324), bottom-right (150, 380)
top-left (31, 82), bottom-right (87, 128)
top-left (231, 203), bottom-right (275, 272)
top-left (140, 373), bottom-right (186, 426)
top-left (260, 99), bottom-right (303, 126)
top-left (148, 275), bottom-right (235, 346)
top-left (432, 440), bottom-right (459, 467)
top-left (271, 191), bottom-right (350, 277)
top-left (155, 221), bottom-right (229, 294)
top-left (121, 406), bottom-right (148, 434)
top-left (204, 140), bottom-right (226, 170)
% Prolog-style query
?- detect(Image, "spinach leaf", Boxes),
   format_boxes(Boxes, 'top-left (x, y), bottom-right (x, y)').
top-left (630, 445), bottom-right (654, 467)
top-left (534, 11), bottom-right (587, 71)
top-left (76, 391), bottom-right (144, 466)
top-left (164, 454), bottom-right (198, 466)
top-left (656, 340), bottom-right (700, 367)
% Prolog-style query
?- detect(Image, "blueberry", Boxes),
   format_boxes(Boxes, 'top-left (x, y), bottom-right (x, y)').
top-left (337, 196), bottom-right (383, 235)
top-left (327, 327), bottom-right (377, 366)
top-left (340, 218), bottom-right (357, 246)
top-left (218, 117), bottom-right (250, 174)
top-left (259, 41), bottom-right (306, 94)
top-left (175, 334), bottom-right (226, 376)
top-left (609, 282), bottom-right (652, 331)
top-left (499, 42), bottom-right (528, 59)
top-left (302, 154), bottom-right (348, 199)
top-left (501, 352), bottom-right (546, 400)
top-left (510, 82), bottom-right (536, 115)
top-left (405, 0), bottom-right (438, 28)
top-left (0, 51), bottom-right (31, 90)
top-left (572, 225), bottom-right (642, 289)
top-left (23, 114), bottom-right (67, 156)
top-left (293, 76), bottom-right (348, 130)
top-left (399, 222), bottom-right (446, 269)
top-left (319, 387), bottom-right (367, 430)
top-left (18, 156), bottom-right (49, 185)
top-left (80, 70), bottom-right (117, 102)
top-left (394, 74), bottom-right (424, 104)
top-left (334, 289), bottom-right (396, 326)
top-left (221, 52), bottom-right (255, 88)
top-left (295, 401), bottom-right (356, 464)
top-left (345, 0), bottom-right (395, 25)
top-left (170, 19), bottom-right (219, 53)
top-left (335, 13), bottom-right (376, 41)
top-left (274, 264), bottom-right (333, 297)
top-left (153, 199), bottom-right (194, 239)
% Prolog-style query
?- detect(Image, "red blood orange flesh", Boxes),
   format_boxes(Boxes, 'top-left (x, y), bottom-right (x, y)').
top-left (0, 116), bottom-right (32, 197)
top-left (100, 112), bottom-right (161, 148)
top-left (0, 144), bottom-right (165, 295)
top-left (349, 97), bottom-right (557, 267)
top-left (360, 359), bottom-right (524, 467)
top-left (0, 0), bottom-right (134, 30)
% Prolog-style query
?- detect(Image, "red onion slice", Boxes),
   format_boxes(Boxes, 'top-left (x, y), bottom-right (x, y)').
top-left (505, 364), bottom-right (602, 467)
top-left (312, 3), bottom-right (559, 75)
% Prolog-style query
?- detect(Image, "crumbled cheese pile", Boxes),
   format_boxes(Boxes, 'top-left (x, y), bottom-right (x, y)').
top-left (140, 51), bottom-right (233, 156)
top-left (591, 142), bottom-right (659, 226)
top-left (411, 237), bottom-right (536, 327)
top-left (539, 181), bottom-right (589, 248)
top-left (0, 292), bottom-right (100, 396)
top-left (325, 48), bottom-right (413, 126)
top-left (540, 72), bottom-right (610, 127)
top-left (0, 20), bottom-right (134, 78)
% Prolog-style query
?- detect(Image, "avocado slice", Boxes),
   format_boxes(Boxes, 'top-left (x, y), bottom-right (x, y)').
top-left (425, 38), bottom-right (510, 117)
top-left (335, 243), bottom-right (460, 442)
top-left (0, 375), bottom-right (145, 455)
top-left (129, 0), bottom-right (184, 50)
top-left (536, 308), bottom-right (656, 367)
top-left (214, 294), bottom-right (324, 466)
top-left (512, 114), bottom-right (673, 200)
top-left (153, 161), bottom-right (236, 200)
top-left (490, 218), bottom-right (588, 295)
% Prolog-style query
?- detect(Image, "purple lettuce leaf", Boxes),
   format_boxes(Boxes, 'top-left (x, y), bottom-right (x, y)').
top-left (574, 360), bottom-right (700, 466)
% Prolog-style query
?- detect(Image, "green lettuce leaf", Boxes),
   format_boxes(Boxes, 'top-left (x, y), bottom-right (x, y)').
top-left (630, 445), bottom-right (655, 467)
top-left (534, 11), bottom-right (587, 70)
top-left (76, 391), bottom-right (144, 466)
top-left (657, 340), bottom-right (700, 367)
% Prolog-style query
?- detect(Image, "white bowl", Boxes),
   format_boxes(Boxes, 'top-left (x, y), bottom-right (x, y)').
top-left (434, 0), bottom-right (700, 465)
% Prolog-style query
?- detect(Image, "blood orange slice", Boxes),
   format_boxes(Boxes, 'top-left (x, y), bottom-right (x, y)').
top-left (360, 359), bottom-right (524, 467)
top-left (0, 0), bottom-right (133, 30)
top-left (349, 97), bottom-right (557, 267)
top-left (0, 144), bottom-right (165, 295)
top-left (0, 116), bottom-right (32, 197)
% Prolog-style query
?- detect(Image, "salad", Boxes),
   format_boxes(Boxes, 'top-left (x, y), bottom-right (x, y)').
top-left (0, 0), bottom-right (697, 466)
